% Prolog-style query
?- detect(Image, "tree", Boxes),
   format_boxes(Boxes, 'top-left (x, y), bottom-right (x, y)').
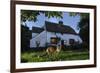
top-left (21, 25), bottom-right (32, 51)
top-left (69, 12), bottom-right (89, 29)
top-left (78, 15), bottom-right (89, 48)
top-left (21, 10), bottom-right (63, 22)
top-left (70, 12), bottom-right (89, 48)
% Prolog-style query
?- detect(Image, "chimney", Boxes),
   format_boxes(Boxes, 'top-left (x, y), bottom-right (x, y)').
top-left (59, 21), bottom-right (63, 25)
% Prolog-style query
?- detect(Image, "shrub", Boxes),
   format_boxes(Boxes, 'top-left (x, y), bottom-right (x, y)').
top-left (62, 43), bottom-right (89, 51)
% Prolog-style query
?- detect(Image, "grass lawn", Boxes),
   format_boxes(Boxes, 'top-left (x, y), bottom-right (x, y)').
top-left (21, 50), bottom-right (89, 63)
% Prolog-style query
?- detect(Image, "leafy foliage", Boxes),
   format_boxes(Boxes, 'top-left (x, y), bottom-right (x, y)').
top-left (21, 10), bottom-right (63, 22)
top-left (69, 12), bottom-right (89, 47)
top-left (78, 13), bottom-right (89, 29)
top-left (78, 13), bottom-right (89, 47)
top-left (21, 25), bottom-right (32, 51)
top-left (69, 12), bottom-right (89, 29)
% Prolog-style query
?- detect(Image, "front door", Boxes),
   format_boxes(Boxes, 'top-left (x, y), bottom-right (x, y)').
top-left (61, 40), bottom-right (64, 46)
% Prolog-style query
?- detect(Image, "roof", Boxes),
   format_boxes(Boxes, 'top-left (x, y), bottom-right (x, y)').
top-left (45, 21), bottom-right (77, 34)
top-left (32, 27), bottom-right (44, 33)
top-left (31, 21), bottom-right (77, 35)
top-left (21, 25), bottom-right (29, 30)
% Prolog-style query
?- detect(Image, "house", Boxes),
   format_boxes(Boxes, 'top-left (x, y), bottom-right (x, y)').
top-left (31, 27), bottom-right (44, 38)
top-left (30, 21), bottom-right (82, 48)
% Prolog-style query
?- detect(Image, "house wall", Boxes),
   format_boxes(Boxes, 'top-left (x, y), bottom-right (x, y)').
top-left (32, 33), bottom-right (39, 38)
top-left (46, 32), bottom-right (82, 45)
top-left (30, 31), bottom-right (82, 48)
top-left (30, 31), bottom-right (47, 48)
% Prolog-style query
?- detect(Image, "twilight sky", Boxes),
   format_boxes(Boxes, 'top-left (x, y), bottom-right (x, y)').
top-left (24, 12), bottom-right (81, 33)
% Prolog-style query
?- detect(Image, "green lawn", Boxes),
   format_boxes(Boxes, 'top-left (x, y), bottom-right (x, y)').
top-left (21, 50), bottom-right (89, 63)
